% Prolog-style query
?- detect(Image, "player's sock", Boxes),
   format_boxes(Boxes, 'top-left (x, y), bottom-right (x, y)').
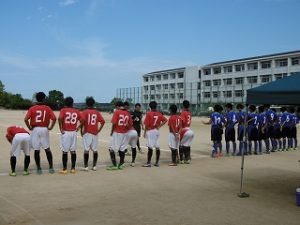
top-left (187, 146), bottom-right (191, 160)
top-left (239, 142), bottom-right (243, 154)
top-left (137, 139), bottom-right (141, 151)
top-left (226, 142), bottom-right (230, 154)
top-left (213, 141), bottom-right (218, 153)
top-left (243, 142), bottom-right (248, 154)
top-left (24, 155), bottom-right (30, 171)
top-left (279, 140), bottom-right (282, 149)
top-left (218, 141), bottom-right (223, 153)
top-left (10, 156), bottom-right (16, 173)
top-left (288, 138), bottom-right (292, 148)
top-left (155, 149), bottom-right (160, 164)
top-left (34, 150), bottom-right (41, 170)
top-left (84, 151), bottom-right (89, 168)
top-left (71, 152), bottom-right (76, 169)
top-left (147, 148), bottom-right (153, 164)
top-left (283, 138), bottom-right (286, 149)
top-left (131, 147), bottom-right (136, 163)
top-left (258, 141), bottom-right (262, 153)
top-left (62, 152), bottom-right (68, 170)
top-left (248, 142), bottom-right (252, 154)
top-left (295, 138), bottom-right (298, 148)
top-left (93, 152), bottom-right (98, 167)
top-left (119, 151), bottom-right (125, 165)
top-left (233, 142), bottom-right (237, 154)
top-left (45, 148), bottom-right (53, 169)
top-left (109, 151), bottom-right (117, 166)
top-left (271, 139), bottom-right (275, 150)
top-left (179, 146), bottom-right (184, 161)
top-left (183, 146), bottom-right (188, 161)
top-left (171, 149), bottom-right (177, 164)
top-left (264, 139), bottom-right (270, 152)
top-left (254, 141), bottom-right (258, 153)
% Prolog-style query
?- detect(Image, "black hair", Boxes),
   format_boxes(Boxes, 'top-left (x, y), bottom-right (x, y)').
top-left (115, 101), bottom-right (124, 107)
top-left (236, 103), bottom-right (244, 110)
top-left (36, 92), bottom-right (46, 102)
top-left (64, 97), bottom-right (74, 107)
top-left (249, 105), bottom-right (256, 112)
top-left (86, 96), bottom-right (95, 107)
top-left (258, 105), bottom-right (264, 113)
top-left (169, 104), bottom-right (177, 114)
top-left (182, 100), bottom-right (190, 109)
top-left (225, 103), bottom-right (233, 110)
top-left (214, 104), bottom-right (222, 113)
top-left (135, 103), bottom-right (141, 108)
top-left (124, 101), bottom-right (130, 107)
top-left (280, 106), bottom-right (287, 112)
top-left (288, 106), bottom-right (295, 113)
top-left (264, 104), bottom-right (270, 109)
top-left (149, 101), bottom-right (157, 110)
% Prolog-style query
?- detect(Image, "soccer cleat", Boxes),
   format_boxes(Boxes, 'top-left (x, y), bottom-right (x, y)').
top-left (130, 162), bottom-right (135, 167)
top-left (106, 165), bottom-right (118, 171)
top-left (179, 160), bottom-right (184, 164)
top-left (23, 170), bottom-right (30, 176)
top-left (154, 163), bottom-right (159, 167)
top-left (218, 152), bottom-right (224, 157)
top-left (118, 164), bottom-right (124, 170)
top-left (37, 169), bottom-right (43, 175)
top-left (49, 168), bottom-right (55, 174)
top-left (59, 169), bottom-right (68, 175)
top-left (168, 163), bottom-right (177, 166)
top-left (82, 167), bottom-right (89, 172)
top-left (70, 169), bottom-right (76, 174)
top-left (143, 163), bottom-right (151, 167)
top-left (9, 172), bottom-right (16, 177)
top-left (184, 160), bottom-right (191, 164)
top-left (92, 166), bottom-right (97, 171)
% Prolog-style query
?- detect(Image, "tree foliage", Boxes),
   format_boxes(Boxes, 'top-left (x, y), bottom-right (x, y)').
top-left (45, 90), bottom-right (64, 110)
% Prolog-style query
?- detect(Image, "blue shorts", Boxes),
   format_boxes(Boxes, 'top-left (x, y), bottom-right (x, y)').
top-left (282, 126), bottom-right (291, 138)
top-left (238, 125), bottom-right (245, 141)
top-left (248, 127), bottom-right (258, 141)
top-left (291, 127), bottom-right (297, 138)
top-left (211, 126), bottom-right (223, 141)
top-left (225, 127), bottom-right (235, 142)
top-left (266, 125), bottom-right (274, 139)
top-left (273, 127), bottom-right (282, 139)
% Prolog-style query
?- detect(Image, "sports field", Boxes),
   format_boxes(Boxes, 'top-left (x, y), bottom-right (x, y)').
top-left (0, 109), bottom-right (300, 225)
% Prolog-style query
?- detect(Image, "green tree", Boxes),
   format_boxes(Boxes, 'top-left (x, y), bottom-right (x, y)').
top-left (46, 90), bottom-right (64, 110)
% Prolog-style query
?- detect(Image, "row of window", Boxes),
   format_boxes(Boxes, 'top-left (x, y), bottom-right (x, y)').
top-left (202, 57), bottom-right (300, 75)
top-left (202, 73), bottom-right (287, 87)
top-left (144, 72), bottom-right (184, 82)
top-left (143, 93), bottom-right (184, 100)
top-left (143, 82), bottom-right (184, 91)
top-left (203, 90), bottom-right (244, 99)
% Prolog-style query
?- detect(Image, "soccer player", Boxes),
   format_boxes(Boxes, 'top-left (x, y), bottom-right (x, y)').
top-left (107, 101), bottom-right (133, 170)
top-left (290, 107), bottom-right (299, 150)
top-left (179, 100), bottom-right (194, 164)
top-left (168, 104), bottom-right (183, 166)
top-left (225, 103), bottom-right (237, 156)
top-left (264, 104), bottom-right (277, 153)
top-left (280, 106), bottom-right (292, 151)
top-left (236, 104), bottom-right (247, 155)
top-left (257, 105), bottom-right (268, 154)
top-left (81, 97), bottom-right (105, 171)
top-left (143, 101), bottom-right (167, 167)
top-left (131, 103), bottom-right (144, 153)
top-left (58, 97), bottom-right (83, 174)
top-left (6, 126), bottom-right (31, 176)
top-left (273, 110), bottom-right (282, 151)
top-left (24, 92), bottom-right (56, 174)
top-left (247, 105), bottom-right (258, 155)
top-left (203, 104), bottom-right (226, 158)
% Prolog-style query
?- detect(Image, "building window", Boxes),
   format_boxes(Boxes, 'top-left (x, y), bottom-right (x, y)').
top-left (144, 77), bottom-right (149, 82)
top-left (275, 73), bottom-right (288, 80)
top-left (170, 73), bottom-right (176, 79)
top-left (261, 75), bottom-right (272, 83)
top-left (224, 66), bottom-right (232, 73)
top-left (247, 62), bottom-right (258, 71)
top-left (235, 64), bottom-right (245, 72)
top-left (204, 92), bottom-right (211, 98)
top-left (150, 76), bottom-right (155, 82)
top-left (223, 91), bottom-right (232, 98)
top-left (275, 59), bottom-right (288, 67)
top-left (204, 69), bottom-right (211, 75)
top-left (144, 86), bottom-right (149, 91)
top-left (198, 70), bottom-right (201, 79)
top-left (163, 94), bottom-right (168, 99)
top-left (178, 72), bottom-right (184, 78)
top-left (197, 82), bottom-right (201, 89)
top-left (156, 94), bottom-right (161, 100)
top-left (150, 95), bottom-right (155, 100)
top-left (177, 83), bottom-right (184, 89)
top-left (144, 95), bottom-right (148, 100)
top-left (223, 78), bottom-right (232, 85)
top-left (170, 94), bottom-right (175, 99)
top-left (170, 83), bottom-right (175, 89)
top-left (213, 67), bottom-right (221, 74)
top-left (203, 80), bottom-right (211, 87)
top-left (163, 74), bottom-right (168, 80)
top-left (212, 91), bottom-right (220, 98)
top-left (291, 57), bottom-right (300, 65)
top-left (247, 76), bottom-right (258, 84)
top-left (150, 85), bottom-right (155, 91)
top-left (261, 61), bottom-right (271, 69)
top-left (163, 84), bottom-right (168, 89)
top-left (235, 77), bottom-right (244, 85)
top-left (213, 79), bottom-right (221, 86)
top-left (235, 90), bottom-right (244, 97)
top-left (156, 84), bottom-right (161, 90)
top-left (177, 93), bottom-right (183, 99)
top-left (156, 75), bottom-right (161, 81)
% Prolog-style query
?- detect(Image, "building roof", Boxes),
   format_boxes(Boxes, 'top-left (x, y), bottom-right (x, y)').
top-left (143, 67), bottom-right (186, 77)
top-left (203, 50), bottom-right (300, 67)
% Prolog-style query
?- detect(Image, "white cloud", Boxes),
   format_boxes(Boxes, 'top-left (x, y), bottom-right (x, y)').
top-left (59, 0), bottom-right (78, 7)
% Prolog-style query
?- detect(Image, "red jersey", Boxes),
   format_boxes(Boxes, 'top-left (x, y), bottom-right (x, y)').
top-left (81, 109), bottom-right (105, 135)
top-left (59, 107), bottom-right (82, 131)
top-left (168, 115), bottom-right (183, 133)
top-left (181, 109), bottom-right (192, 128)
top-left (144, 111), bottom-right (167, 130)
top-left (6, 126), bottom-right (29, 142)
top-left (25, 104), bottom-right (56, 127)
top-left (111, 109), bottom-right (133, 133)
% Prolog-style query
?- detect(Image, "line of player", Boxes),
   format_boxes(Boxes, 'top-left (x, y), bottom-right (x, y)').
top-left (203, 103), bottom-right (299, 158)
top-left (5, 92), bottom-right (194, 176)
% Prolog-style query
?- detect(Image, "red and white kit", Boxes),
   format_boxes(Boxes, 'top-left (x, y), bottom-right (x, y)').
top-left (168, 115), bottom-right (183, 149)
top-left (180, 109), bottom-right (194, 147)
top-left (6, 126), bottom-right (30, 157)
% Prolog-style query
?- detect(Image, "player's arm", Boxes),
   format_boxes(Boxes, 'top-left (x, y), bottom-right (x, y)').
top-left (158, 116), bottom-right (167, 129)
top-left (48, 111), bottom-right (57, 130)
top-left (58, 117), bottom-right (64, 134)
top-left (77, 118), bottom-right (84, 132)
top-left (5, 127), bottom-right (13, 143)
top-left (24, 117), bottom-right (33, 131)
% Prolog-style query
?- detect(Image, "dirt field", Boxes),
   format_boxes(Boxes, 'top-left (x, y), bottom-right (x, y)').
top-left (0, 109), bottom-right (300, 225)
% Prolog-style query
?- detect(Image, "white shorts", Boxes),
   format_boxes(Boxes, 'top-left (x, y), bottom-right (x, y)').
top-left (31, 127), bottom-right (50, 150)
top-left (82, 133), bottom-right (98, 152)
top-left (60, 131), bottom-right (77, 152)
top-left (110, 132), bottom-right (129, 152)
top-left (128, 130), bottom-right (138, 148)
top-left (180, 129), bottom-right (194, 147)
top-left (11, 133), bottom-right (31, 157)
top-left (169, 133), bottom-right (179, 150)
top-left (146, 129), bottom-right (160, 149)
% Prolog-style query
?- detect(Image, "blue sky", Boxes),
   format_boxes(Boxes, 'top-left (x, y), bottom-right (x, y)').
top-left (0, 0), bottom-right (299, 102)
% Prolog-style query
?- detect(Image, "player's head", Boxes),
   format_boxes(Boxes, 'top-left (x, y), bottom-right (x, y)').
top-left (35, 92), bottom-right (46, 103)
top-left (86, 96), bottom-right (95, 108)
top-left (124, 101), bottom-right (130, 110)
top-left (64, 97), bottom-right (74, 107)
top-left (115, 101), bottom-right (124, 109)
top-left (258, 105), bottom-right (264, 113)
top-left (213, 104), bottom-right (222, 113)
top-left (149, 101), bottom-right (157, 110)
top-left (236, 103), bottom-right (244, 111)
top-left (249, 105), bottom-right (256, 112)
top-left (280, 106), bottom-right (287, 112)
top-left (182, 100), bottom-right (190, 109)
top-left (169, 104), bottom-right (177, 114)
top-left (288, 106), bottom-right (295, 113)
top-left (135, 103), bottom-right (141, 111)
top-left (225, 103), bottom-right (233, 111)
top-left (264, 104), bottom-right (270, 109)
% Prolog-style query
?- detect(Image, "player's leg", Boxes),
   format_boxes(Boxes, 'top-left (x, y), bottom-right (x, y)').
top-left (23, 134), bottom-right (31, 175)
top-left (69, 131), bottom-right (77, 173)
top-left (169, 148), bottom-right (178, 166)
top-left (91, 134), bottom-right (99, 171)
top-left (143, 130), bottom-right (154, 167)
top-left (83, 151), bottom-right (89, 170)
top-left (31, 127), bottom-right (42, 174)
top-left (70, 151), bottom-right (76, 173)
top-left (129, 130), bottom-right (138, 166)
top-left (92, 151), bottom-right (98, 170)
top-left (45, 148), bottom-right (54, 173)
top-left (107, 133), bottom-right (119, 170)
top-left (82, 133), bottom-right (92, 171)
top-left (40, 127), bottom-right (54, 173)
top-left (60, 152), bottom-right (68, 174)
top-left (225, 128), bottom-right (230, 155)
top-left (179, 146), bottom-right (184, 163)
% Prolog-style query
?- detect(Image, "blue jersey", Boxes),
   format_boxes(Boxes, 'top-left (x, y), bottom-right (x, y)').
top-left (258, 112), bottom-right (267, 128)
top-left (226, 111), bottom-right (238, 128)
top-left (266, 109), bottom-right (277, 125)
top-left (210, 112), bottom-right (226, 128)
top-left (281, 112), bottom-right (292, 127)
top-left (248, 112), bottom-right (258, 127)
top-left (292, 113), bottom-right (299, 127)
top-left (274, 113), bottom-right (282, 129)
top-left (237, 111), bottom-right (247, 125)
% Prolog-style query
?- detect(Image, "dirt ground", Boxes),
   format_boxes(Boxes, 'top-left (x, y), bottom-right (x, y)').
top-left (0, 109), bottom-right (300, 225)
